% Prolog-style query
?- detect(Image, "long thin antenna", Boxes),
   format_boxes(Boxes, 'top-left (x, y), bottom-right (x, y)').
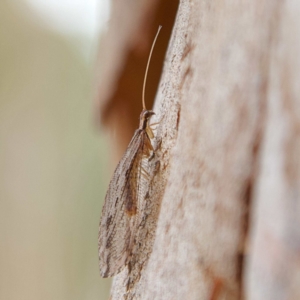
top-left (142, 25), bottom-right (162, 110)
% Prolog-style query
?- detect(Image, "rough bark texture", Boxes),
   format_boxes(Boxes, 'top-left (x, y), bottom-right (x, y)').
top-left (96, 0), bottom-right (300, 299)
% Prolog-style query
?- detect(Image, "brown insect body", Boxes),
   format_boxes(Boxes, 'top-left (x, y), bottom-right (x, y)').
top-left (98, 109), bottom-right (155, 277)
top-left (125, 110), bottom-right (155, 215)
top-left (98, 27), bottom-right (161, 278)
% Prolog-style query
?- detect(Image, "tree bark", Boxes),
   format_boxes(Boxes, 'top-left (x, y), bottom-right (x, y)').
top-left (96, 0), bottom-right (300, 299)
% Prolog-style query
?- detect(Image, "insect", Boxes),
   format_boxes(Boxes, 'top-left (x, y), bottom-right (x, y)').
top-left (98, 26), bottom-right (162, 278)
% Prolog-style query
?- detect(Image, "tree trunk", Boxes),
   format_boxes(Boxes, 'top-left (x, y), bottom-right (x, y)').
top-left (96, 0), bottom-right (300, 299)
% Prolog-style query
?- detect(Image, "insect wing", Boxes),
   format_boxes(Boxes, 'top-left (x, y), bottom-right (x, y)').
top-left (98, 130), bottom-right (148, 277)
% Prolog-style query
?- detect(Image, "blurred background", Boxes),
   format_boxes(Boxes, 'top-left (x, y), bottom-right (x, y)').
top-left (0, 0), bottom-right (111, 299)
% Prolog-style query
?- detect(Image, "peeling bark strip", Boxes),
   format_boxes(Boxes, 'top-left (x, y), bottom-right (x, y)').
top-left (96, 0), bottom-right (300, 299)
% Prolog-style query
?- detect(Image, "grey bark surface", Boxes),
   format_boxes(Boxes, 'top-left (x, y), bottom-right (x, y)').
top-left (96, 0), bottom-right (300, 299)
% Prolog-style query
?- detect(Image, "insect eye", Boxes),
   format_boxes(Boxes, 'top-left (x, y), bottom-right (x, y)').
top-left (142, 110), bottom-right (150, 118)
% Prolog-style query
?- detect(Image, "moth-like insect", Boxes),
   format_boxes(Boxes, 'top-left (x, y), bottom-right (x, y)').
top-left (98, 26), bottom-right (162, 277)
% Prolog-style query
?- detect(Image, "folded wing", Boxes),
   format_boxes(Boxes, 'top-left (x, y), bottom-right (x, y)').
top-left (98, 130), bottom-right (152, 277)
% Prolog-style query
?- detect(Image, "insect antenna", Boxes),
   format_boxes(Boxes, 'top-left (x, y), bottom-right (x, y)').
top-left (142, 25), bottom-right (162, 111)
